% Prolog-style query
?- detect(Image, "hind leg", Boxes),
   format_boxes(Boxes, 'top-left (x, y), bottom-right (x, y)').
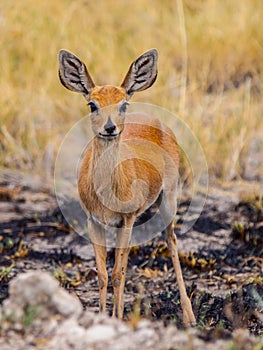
top-left (160, 188), bottom-right (196, 325)
top-left (165, 221), bottom-right (196, 325)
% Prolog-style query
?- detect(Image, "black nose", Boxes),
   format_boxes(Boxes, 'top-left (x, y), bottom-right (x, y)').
top-left (104, 118), bottom-right (116, 134)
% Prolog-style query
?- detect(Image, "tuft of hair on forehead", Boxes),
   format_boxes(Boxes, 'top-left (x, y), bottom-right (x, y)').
top-left (89, 85), bottom-right (127, 107)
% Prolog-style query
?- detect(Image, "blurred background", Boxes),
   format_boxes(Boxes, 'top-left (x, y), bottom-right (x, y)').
top-left (0, 0), bottom-right (262, 183)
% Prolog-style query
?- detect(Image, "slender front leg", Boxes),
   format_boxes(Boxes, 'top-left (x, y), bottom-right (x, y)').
top-left (88, 217), bottom-right (108, 313)
top-left (112, 246), bottom-right (130, 318)
top-left (112, 218), bottom-right (133, 319)
top-left (165, 222), bottom-right (196, 326)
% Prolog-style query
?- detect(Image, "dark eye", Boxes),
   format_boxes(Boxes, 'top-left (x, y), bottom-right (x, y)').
top-left (88, 101), bottom-right (99, 114)
top-left (119, 101), bottom-right (129, 114)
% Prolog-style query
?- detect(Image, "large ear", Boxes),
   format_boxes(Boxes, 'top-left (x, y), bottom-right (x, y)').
top-left (58, 50), bottom-right (95, 98)
top-left (121, 49), bottom-right (158, 98)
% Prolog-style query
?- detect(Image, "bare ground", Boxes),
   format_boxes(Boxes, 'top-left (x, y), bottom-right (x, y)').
top-left (0, 174), bottom-right (262, 348)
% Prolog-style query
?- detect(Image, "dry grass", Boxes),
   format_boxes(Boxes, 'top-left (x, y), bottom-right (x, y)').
top-left (0, 0), bottom-right (262, 181)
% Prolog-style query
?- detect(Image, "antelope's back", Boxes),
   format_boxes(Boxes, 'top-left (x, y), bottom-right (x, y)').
top-left (122, 113), bottom-right (179, 167)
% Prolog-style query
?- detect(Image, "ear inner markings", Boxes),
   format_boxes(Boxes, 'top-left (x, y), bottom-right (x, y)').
top-left (64, 57), bottom-right (89, 94)
top-left (58, 50), bottom-right (95, 98)
top-left (121, 49), bottom-right (158, 97)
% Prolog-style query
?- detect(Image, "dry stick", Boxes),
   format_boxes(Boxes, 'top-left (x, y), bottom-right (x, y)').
top-left (176, 0), bottom-right (188, 117)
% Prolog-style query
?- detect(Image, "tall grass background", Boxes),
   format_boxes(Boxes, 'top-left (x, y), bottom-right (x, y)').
top-left (0, 0), bottom-right (262, 183)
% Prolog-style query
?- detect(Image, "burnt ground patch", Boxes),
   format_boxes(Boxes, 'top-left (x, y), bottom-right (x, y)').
top-left (0, 182), bottom-right (262, 343)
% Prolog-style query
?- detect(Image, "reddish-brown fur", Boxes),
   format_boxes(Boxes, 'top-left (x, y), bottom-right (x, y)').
top-left (58, 49), bottom-right (196, 325)
top-left (90, 85), bottom-right (126, 107)
top-left (78, 113), bottom-right (179, 218)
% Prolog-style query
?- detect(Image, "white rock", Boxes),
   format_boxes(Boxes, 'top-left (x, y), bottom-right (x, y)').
top-left (2, 271), bottom-right (82, 324)
top-left (51, 318), bottom-right (86, 347)
top-left (86, 324), bottom-right (118, 343)
top-left (52, 289), bottom-right (82, 317)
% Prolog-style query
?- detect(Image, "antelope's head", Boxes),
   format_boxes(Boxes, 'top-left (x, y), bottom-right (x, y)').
top-left (58, 49), bottom-right (158, 140)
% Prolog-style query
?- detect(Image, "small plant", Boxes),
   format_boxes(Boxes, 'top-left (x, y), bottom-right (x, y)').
top-left (53, 266), bottom-right (75, 288)
top-left (231, 220), bottom-right (263, 247)
top-left (0, 236), bottom-right (15, 253)
top-left (225, 341), bottom-right (235, 350)
top-left (128, 283), bottom-right (145, 328)
top-left (53, 264), bottom-right (93, 288)
top-left (10, 239), bottom-right (30, 259)
top-left (179, 251), bottom-right (216, 270)
top-left (239, 191), bottom-right (263, 220)
top-left (0, 263), bottom-right (14, 282)
top-left (231, 221), bottom-right (247, 241)
top-left (22, 305), bottom-right (42, 328)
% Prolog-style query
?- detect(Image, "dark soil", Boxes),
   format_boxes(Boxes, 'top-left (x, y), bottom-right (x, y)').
top-left (0, 177), bottom-right (263, 343)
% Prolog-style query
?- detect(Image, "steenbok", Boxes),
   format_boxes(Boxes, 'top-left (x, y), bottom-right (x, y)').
top-left (58, 49), bottom-right (196, 325)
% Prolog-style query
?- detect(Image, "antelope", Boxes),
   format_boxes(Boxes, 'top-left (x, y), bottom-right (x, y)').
top-left (58, 49), bottom-right (196, 325)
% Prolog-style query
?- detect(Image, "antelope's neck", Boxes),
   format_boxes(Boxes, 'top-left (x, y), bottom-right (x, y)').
top-left (91, 137), bottom-right (121, 177)
top-left (89, 137), bottom-right (127, 205)
top-left (89, 136), bottom-right (140, 215)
